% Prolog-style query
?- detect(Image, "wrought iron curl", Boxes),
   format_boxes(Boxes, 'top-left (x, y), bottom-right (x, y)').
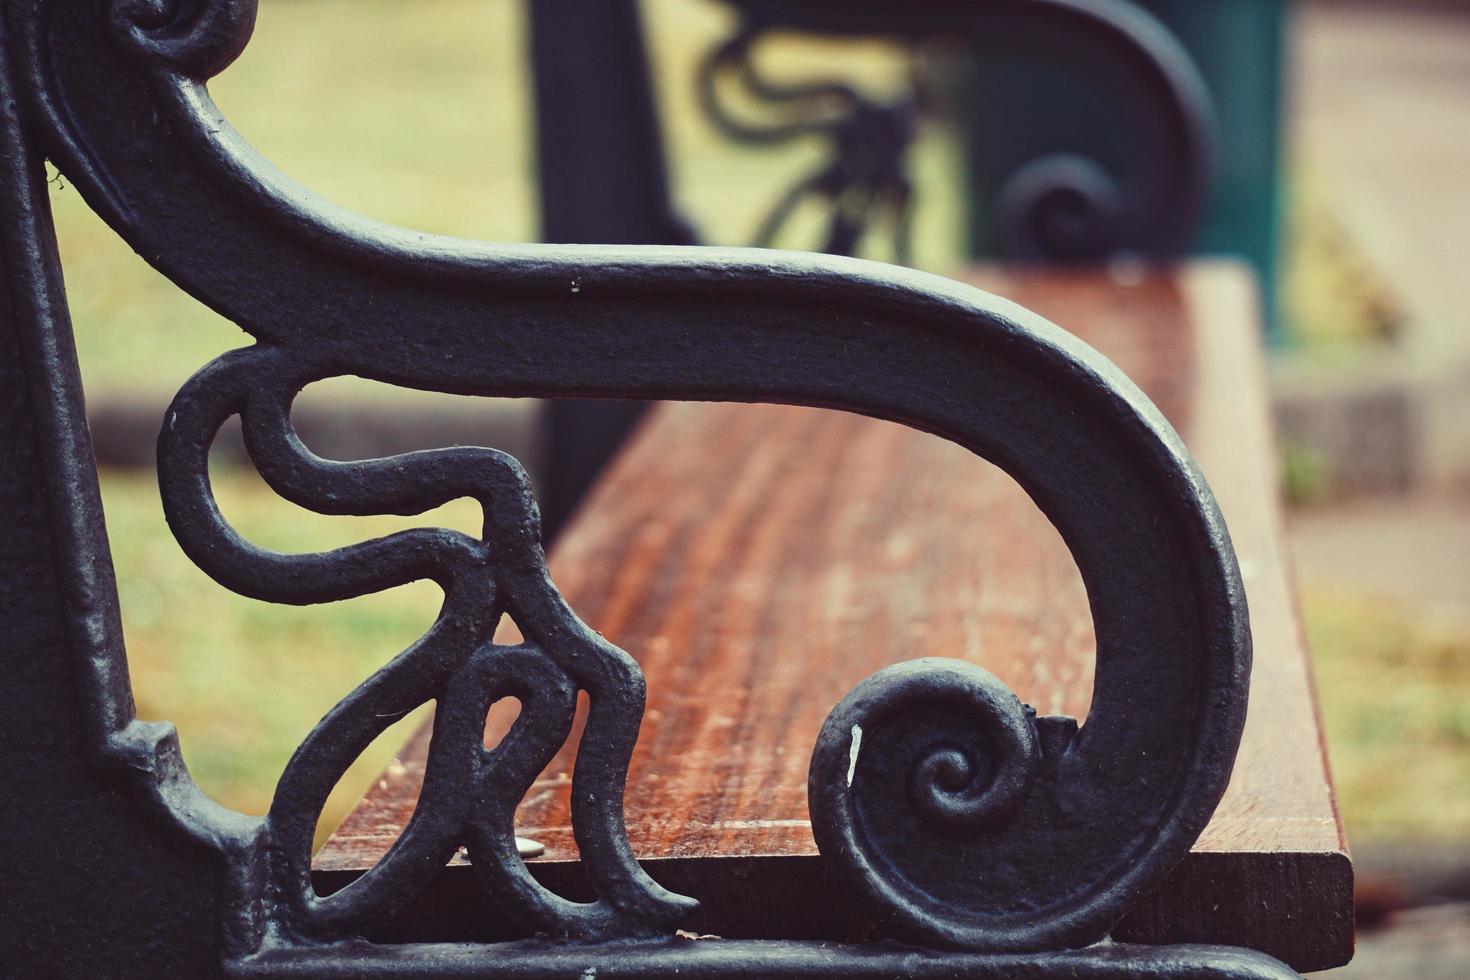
top-left (810, 659), bottom-right (1060, 950)
top-left (699, 0), bottom-right (1215, 263)
top-left (813, 658), bottom-right (1040, 837)
top-left (109, 0), bottom-right (257, 78)
top-left (696, 25), bottom-right (864, 146)
top-left (696, 22), bottom-right (921, 260)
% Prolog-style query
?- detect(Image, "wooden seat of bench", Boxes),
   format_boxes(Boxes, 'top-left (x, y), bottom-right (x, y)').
top-left (313, 261), bottom-right (1352, 972)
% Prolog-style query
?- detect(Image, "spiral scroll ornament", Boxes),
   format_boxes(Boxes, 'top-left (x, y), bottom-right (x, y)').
top-left (109, 0), bottom-right (257, 78)
top-left (810, 659), bottom-right (1051, 949)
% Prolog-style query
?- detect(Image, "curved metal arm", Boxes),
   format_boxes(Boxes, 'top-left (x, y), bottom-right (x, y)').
top-left (6, 1), bottom-right (1289, 975)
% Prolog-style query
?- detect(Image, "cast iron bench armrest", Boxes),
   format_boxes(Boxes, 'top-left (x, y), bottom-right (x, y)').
top-left (315, 262), bottom-right (1352, 973)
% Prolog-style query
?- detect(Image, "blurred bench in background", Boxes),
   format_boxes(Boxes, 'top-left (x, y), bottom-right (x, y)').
top-left (529, 0), bottom-right (1285, 539)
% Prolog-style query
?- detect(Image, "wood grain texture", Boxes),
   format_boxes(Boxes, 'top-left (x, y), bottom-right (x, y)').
top-left (314, 262), bottom-right (1352, 970)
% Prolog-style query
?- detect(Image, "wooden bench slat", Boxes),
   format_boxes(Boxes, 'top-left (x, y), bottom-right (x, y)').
top-left (314, 262), bottom-right (1351, 971)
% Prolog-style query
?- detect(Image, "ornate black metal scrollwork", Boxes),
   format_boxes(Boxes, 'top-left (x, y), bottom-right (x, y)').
top-left (697, 23), bottom-right (922, 260)
top-left (158, 346), bottom-right (694, 944)
top-left (4, 0), bottom-right (1297, 975)
top-left (809, 659), bottom-right (1049, 949)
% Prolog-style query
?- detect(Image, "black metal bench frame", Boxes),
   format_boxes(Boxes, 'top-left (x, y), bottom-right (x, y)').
top-left (1, 1), bottom-right (1297, 977)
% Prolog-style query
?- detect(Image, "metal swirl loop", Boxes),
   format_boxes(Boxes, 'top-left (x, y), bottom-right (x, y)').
top-left (696, 23), bottom-right (921, 259)
top-left (109, 0), bottom-right (257, 79)
top-left (22, 0), bottom-right (1250, 963)
top-left (157, 346), bottom-right (696, 942)
top-left (809, 659), bottom-right (1044, 948)
top-left (698, 0), bottom-right (1214, 261)
top-left (996, 154), bottom-right (1126, 263)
